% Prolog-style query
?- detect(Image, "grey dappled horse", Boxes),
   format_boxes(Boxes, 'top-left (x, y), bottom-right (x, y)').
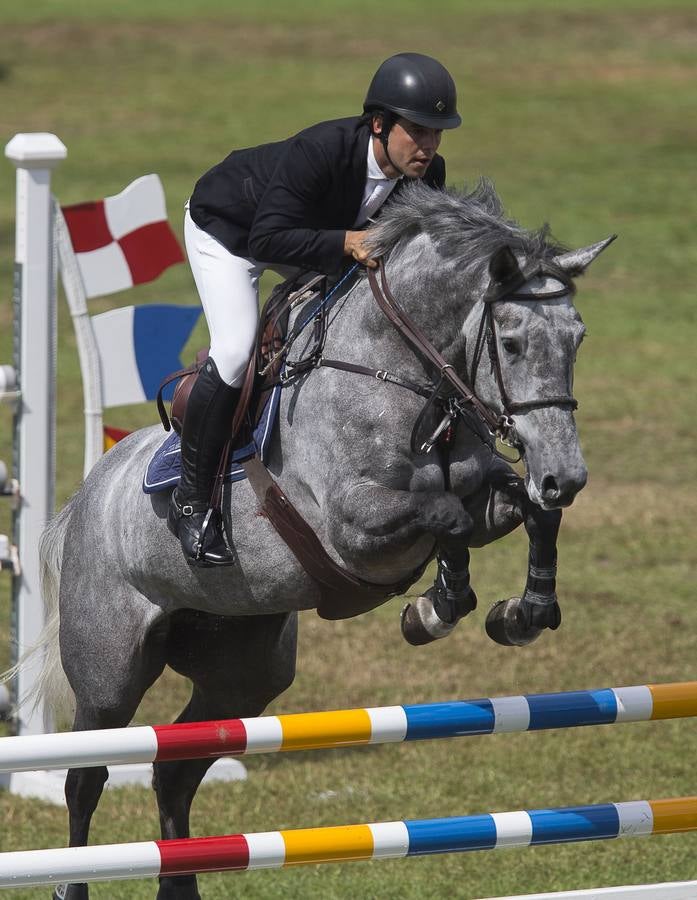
top-left (37, 181), bottom-right (612, 899)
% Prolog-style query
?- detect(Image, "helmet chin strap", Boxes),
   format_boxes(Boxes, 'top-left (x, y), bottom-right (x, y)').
top-left (373, 111), bottom-right (405, 177)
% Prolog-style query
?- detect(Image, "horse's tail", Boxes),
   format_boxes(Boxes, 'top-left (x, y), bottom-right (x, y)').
top-left (0, 496), bottom-right (77, 728)
top-left (37, 496), bottom-right (77, 725)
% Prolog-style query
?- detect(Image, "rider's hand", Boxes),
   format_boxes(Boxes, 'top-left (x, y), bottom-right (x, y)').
top-left (344, 230), bottom-right (378, 268)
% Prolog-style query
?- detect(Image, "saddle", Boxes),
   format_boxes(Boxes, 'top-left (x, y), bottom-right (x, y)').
top-left (157, 271), bottom-right (317, 440)
top-left (155, 269), bottom-right (426, 620)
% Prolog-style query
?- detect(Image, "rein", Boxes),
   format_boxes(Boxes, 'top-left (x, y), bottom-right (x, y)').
top-left (269, 255), bottom-right (580, 464)
top-left (367, 261), bottom-right (503, 435)
top-left (156, 251), bottom-right (581, 622)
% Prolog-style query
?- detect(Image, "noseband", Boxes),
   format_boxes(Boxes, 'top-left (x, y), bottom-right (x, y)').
top-left (366, 257), bottom-right (578, 452)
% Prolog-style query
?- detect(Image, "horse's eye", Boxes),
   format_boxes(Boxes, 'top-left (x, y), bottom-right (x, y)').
top-left (502, 338), bottom-right (519, 355)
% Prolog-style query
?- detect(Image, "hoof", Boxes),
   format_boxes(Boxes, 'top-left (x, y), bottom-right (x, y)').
top-left (486, 597), bottom-right (540, 646)
top-left (485, 596), bottom-right (561, 647)
top-left (401, 593), bottom-right (456, 646)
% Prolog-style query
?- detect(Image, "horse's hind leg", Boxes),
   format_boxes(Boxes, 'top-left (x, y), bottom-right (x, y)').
top-left (57, 766), bottom-right (108, 900)
top-left (56, 707), bottom-right (139, 900)
top-left (55, 601), bottom-right (169, 900)
top-left (153, 609), bottom-right (297, 900)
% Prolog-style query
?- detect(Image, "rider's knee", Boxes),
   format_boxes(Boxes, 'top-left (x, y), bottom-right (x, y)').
top-left (209, 343), bottom-right (254, 386)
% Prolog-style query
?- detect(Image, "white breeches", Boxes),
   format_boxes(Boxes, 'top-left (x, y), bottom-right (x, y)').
top-left (184, 209), bottom-right (298, 386)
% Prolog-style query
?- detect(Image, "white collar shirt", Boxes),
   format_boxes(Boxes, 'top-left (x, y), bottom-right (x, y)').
top-left (353, 137), bottom-right (402, 227)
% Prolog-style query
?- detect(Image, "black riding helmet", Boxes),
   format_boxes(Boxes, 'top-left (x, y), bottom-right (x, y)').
top-left (363, 52), bottom-right (461, 131)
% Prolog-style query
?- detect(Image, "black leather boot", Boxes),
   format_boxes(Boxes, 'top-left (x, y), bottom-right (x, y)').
top-left (167, 358), bottom-right (240, 567)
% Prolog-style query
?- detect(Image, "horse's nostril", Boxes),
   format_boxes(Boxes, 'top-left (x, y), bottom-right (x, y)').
top-left (541, 475), bottom-right (560, 499)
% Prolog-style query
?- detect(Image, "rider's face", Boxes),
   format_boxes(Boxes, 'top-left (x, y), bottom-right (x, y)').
top-left (373, 115), bottom-right (443, 179)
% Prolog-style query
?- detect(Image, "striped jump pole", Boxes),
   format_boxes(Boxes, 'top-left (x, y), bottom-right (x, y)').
top-left (1, 681), bottom-right (696, 774)
top-left (1, 796), bottom-right (696, 889)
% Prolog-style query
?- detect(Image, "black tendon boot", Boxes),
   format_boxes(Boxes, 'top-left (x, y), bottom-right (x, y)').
top-left (167, 358), bottom-right (240, 566)
top-left (401, 552), bottom-right (477, 646)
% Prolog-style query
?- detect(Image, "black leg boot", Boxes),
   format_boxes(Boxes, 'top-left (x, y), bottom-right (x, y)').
top-left (167, 358), bottom-right (240, 567)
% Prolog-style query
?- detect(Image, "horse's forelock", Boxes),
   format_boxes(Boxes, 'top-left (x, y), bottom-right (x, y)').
top-left (367, 179), bottom-right (568, 275)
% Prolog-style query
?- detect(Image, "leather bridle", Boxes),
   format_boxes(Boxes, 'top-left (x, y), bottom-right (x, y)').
top-left (262, 253), bottom-right (579, 460)
top-left (206, 253), bottom-right (582, 617)
top-left (366, 256), bottom-right (579, 453)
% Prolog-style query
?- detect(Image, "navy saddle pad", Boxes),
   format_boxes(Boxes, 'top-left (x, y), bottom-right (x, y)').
top-left (143, 382), bottom-right (281, 494)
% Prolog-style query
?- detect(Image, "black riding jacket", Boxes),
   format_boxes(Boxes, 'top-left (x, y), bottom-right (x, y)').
top-left (188, 116), bottom-right (446, 274)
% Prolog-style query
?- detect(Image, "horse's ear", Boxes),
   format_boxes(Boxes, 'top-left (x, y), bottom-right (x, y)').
top-left (486, 246), bottom-right (525, 300)
top-left (489, 245), bottom-right (521, 282)
top-left (553, 235), bottom-right (617, 276)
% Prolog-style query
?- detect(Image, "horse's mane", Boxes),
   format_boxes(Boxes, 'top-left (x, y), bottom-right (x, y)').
top-left (367, 178), bottom-right (568, 273)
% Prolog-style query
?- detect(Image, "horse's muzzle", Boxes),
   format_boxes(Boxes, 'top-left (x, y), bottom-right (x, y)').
top-left (539, 468), bottom-right (588, 507)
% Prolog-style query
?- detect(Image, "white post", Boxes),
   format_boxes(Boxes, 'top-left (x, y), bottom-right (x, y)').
top-left (4, 133), bottom-right (66, 738)
top-left (2, 138), bottom-right (246, 803)
top-left (54, 207), bottom-right (104, 478)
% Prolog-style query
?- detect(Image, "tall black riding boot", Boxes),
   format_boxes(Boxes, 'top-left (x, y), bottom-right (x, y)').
top-left (167, 358), bottom-right (240, 567)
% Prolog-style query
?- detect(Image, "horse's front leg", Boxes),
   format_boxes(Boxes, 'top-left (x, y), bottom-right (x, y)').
top-left (470, 460), bottom-right (564, 647)
top-left (330, 483), bottom-right (478, 645)
top-left (399, 456), bottom-right (523, 648)
top-left (400, 540), bottom-right (479, 645)
top-left (372, 494), bottom-right (477, 647)
top-left (401, 456), bottom-right (565, 647)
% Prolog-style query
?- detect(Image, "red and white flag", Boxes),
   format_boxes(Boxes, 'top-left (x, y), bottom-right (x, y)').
top-left (61, 174), bottom-right (184, 298)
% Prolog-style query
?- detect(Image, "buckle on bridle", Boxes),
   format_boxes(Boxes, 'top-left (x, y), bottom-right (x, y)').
top-left (420, 410), bottom-right (456, 454)
top-left (497, 414), bottom-right (515, 437)
top-left (494, 414), bottom-right (524, 463)
top-left (280, 362), bottom-right (297, 383)
top-left (420, 396), bottom-right (461, 454)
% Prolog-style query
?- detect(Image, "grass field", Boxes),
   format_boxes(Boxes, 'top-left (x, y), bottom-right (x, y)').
top-left (0, 2), bottom-right (696, 898)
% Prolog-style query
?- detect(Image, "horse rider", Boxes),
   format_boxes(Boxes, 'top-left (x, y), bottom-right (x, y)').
top-left (170, 52), bottom-right (462, 567)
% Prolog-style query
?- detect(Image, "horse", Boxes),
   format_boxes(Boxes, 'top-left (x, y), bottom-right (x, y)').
top-left (34, 179), bottom-right (613, 899)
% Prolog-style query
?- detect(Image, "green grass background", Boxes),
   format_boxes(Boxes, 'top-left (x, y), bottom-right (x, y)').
top-left (0, 2), bottom-right (696, 898)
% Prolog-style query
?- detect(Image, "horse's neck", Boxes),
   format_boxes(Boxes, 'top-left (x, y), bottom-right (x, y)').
top-left (298, 275), bottom-right (406, 375)
top-left (276, 270), bottom-right (431, 476)
top-left (320, 260), bottom-right (474, 382)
